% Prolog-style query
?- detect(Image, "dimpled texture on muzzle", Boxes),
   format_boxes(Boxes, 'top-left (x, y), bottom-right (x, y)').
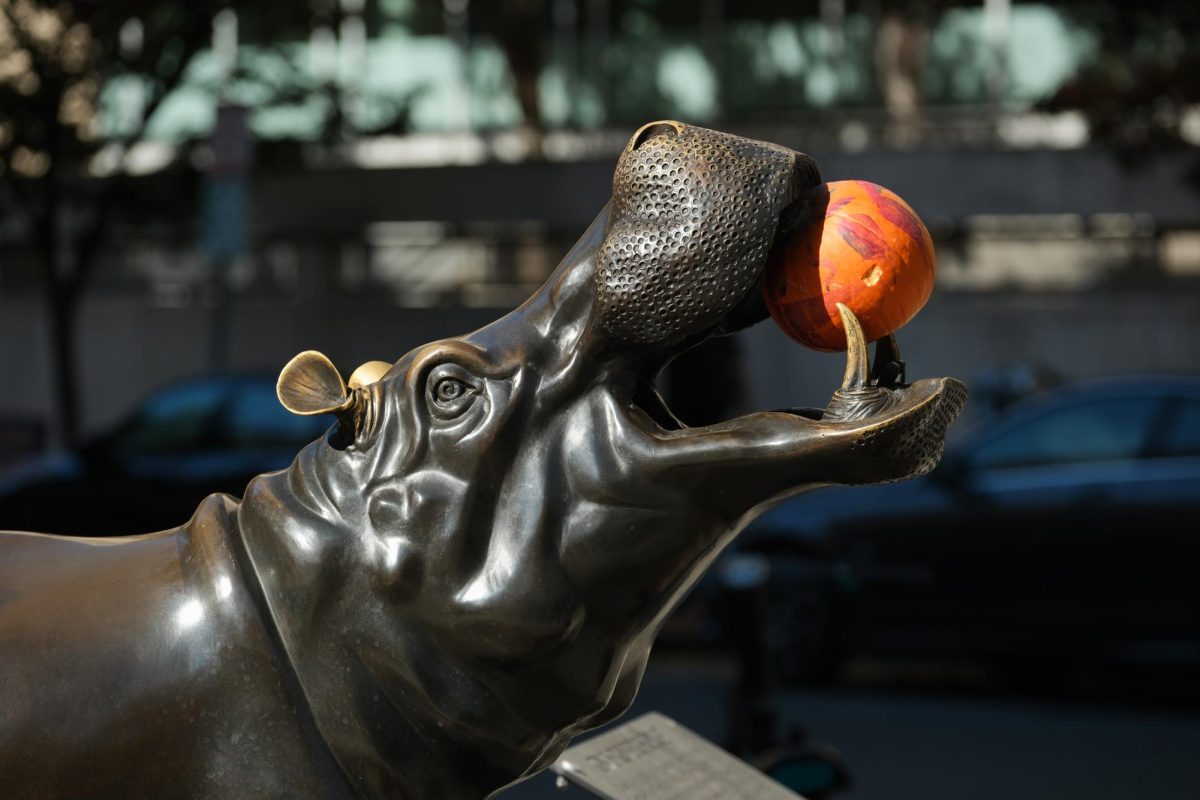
top-left (847, 379), bottom-right (969, 485)
top-left (596, 124), bottom-right (816, 346)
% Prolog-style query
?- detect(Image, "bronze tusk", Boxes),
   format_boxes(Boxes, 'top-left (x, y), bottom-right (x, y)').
top-left (837, 303), bottom-right (869, 392)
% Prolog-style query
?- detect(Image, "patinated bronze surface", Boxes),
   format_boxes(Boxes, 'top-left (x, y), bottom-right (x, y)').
top-left (0, 122), bottom-right (965, 799)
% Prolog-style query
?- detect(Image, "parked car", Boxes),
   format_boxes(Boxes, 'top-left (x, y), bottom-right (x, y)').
top-left (0, 414), bottom-right (45, 472)
top-left (668, 375), bottom-right (1200, 682)
top-left (0, 375), bottom-right (332, 536)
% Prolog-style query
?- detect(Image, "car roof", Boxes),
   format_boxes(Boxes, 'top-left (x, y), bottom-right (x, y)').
top-left (150, 372), bottom-right (277, 392)
top-left (958, 373), bottom-right (1200, 449)
top-left (1041, 374), bottom-right (1200, 398)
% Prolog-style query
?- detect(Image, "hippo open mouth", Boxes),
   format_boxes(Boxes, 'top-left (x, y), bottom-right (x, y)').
top-left (581, 120), bottom-right (967, 487)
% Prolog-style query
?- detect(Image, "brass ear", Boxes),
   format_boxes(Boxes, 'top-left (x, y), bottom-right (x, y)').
top-left (348, 360), bottom-right (392, 390)
top-left (277, 350), bottom-right (354, 416)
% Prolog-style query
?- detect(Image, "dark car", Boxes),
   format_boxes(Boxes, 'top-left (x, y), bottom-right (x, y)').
top-left (706, 375), bottom-right (1200, 681)
top-left (0, 375), bottom-right (332, 536)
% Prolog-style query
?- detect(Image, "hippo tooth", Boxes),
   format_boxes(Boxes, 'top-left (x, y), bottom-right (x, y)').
top-left (837, 303), bottom-right (869, 392)
top-left (822, 304), bottom-right (905, 423)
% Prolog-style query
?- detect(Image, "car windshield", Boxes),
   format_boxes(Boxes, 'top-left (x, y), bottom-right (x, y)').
top-left (225, 381), bottom-right (331, 449)
top-left (115, 382), bottom-right (227, 456)
top-left (969, 396), bottom-right (1162, 469)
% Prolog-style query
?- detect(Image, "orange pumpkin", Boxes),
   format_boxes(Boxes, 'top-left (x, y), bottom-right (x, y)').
top-left (762, 180), bottom-right (935, 352)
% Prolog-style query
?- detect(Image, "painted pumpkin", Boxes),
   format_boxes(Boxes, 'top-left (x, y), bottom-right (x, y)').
top-left (763, 180), bottom-right (935, 352)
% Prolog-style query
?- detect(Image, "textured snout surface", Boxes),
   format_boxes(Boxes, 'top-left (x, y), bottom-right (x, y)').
top-left (845, 377), bottom-right (969, 485)
top-left (595, 122), bottom-right (820, 346)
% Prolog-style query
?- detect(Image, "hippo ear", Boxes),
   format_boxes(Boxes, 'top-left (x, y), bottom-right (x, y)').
top-left (348, 360), bottom-right (392, 390)
top-left (277, 350), bottom-right (353, 416)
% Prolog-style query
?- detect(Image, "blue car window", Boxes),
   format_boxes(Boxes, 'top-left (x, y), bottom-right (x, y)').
top-left (970, 397), bottom-right (1160, 469)
top-left (117, 382), bottom-right (227, 456)
top-left (1158, 399), bottom-right (1200, 457)
top-left (225, 381), bottom-right (332, 449)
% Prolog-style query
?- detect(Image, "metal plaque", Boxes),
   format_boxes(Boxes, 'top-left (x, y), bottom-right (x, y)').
top-left (552, 713), bottom-right (806, 800)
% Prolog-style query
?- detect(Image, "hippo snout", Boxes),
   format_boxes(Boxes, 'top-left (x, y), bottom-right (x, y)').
top-left (593, 121), bottom-right (820, 347)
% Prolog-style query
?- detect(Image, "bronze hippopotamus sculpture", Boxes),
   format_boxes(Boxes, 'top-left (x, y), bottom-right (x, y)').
top-left (0, 122), bottom-right (965, 799)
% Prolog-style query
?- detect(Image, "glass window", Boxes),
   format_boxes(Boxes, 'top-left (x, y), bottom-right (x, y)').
top-left (970, 397), bottom-right (1161, 469)
top-left (225, 381), bottom-right (331, 449)
top-left (117, 382), bottom-right (227, 456)
top-left (1158, 399), bottom-right (1200, 457)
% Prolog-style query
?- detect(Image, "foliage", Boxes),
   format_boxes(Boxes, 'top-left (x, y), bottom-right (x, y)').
top-left (1039, 4), bottom-right (1200, 153)
top-left (0, 1), bottom-right (318, 446)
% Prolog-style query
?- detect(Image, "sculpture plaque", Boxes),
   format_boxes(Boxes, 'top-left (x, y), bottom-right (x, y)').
top-left (553, 712), bottom-right (803, 800)
top-left (0, 122), bottom-right (965, 799)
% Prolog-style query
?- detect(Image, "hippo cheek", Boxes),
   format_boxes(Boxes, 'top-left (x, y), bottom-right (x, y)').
top-left (365, 473), bottom-right (477, 600)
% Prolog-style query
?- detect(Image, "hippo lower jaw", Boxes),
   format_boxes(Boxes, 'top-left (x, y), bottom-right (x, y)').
top-left (624, 309), bottom-right (966, 516)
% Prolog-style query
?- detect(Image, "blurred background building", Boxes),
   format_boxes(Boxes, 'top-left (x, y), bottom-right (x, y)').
top-left (2, 0), bottom-right (1199, 447)
top-left (2, 3), bottom-right (1199, 798)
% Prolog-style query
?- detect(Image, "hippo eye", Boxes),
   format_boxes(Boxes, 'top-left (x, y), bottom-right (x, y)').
top-left (426, 364), bottom-right (480, 419)
top-left (435, 378), bottom-right (466, 402)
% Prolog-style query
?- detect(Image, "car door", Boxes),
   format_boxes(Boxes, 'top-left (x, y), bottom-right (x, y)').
top-left (939, 393), bottom-right (1169, 662)
top-left (1127, 395), bottom-right (1200, 664)
top-left (219, 379), bottom-right (333, 486)
top-left (96, 379), bottom-right (232, 534)
top-left (844, 393), bottom-right (1170, 663)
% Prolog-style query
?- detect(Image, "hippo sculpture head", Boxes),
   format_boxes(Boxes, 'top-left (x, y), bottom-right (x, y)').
top-left (0, 122), bottom-right (964, 799)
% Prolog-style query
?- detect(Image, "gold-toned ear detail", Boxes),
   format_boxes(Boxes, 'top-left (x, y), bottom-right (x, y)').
top-left (277, 350), bottom-right (352, 416)
top-left (348, 360), bottom-right (392, 391)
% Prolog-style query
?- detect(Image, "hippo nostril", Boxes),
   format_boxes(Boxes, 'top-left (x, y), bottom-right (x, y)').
top-left (631, 121), bottom-right (681, 151)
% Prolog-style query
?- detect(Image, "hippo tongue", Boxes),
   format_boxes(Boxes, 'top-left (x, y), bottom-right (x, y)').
top-left (593, 122), bottom-right (820, 347)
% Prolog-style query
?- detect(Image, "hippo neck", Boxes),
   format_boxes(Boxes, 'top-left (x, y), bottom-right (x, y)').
top-left (237, 467), bottom-right (560, 799)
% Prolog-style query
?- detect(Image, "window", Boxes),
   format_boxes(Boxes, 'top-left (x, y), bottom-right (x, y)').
top-left (970, 397), bottom-right (1161, 470)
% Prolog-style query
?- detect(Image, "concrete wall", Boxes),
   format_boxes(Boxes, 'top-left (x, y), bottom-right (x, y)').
top-left (253, 147), bottom-right (1200, 236)
top-left (2, 287), bottom-right (1198, 445)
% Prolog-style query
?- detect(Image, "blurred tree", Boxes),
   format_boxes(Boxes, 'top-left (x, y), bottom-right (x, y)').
top-left (0, 1), bottom-right (317, 446)
top-left (0, 1), bottom-right (223, 446)
top-left (473, 0), bottom-right (548, 131)
top-left (1040, 3), bottom-right (1200, 162)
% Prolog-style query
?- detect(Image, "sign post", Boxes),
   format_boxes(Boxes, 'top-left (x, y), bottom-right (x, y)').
top-left (199, 103), bottom-right (252, 373)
